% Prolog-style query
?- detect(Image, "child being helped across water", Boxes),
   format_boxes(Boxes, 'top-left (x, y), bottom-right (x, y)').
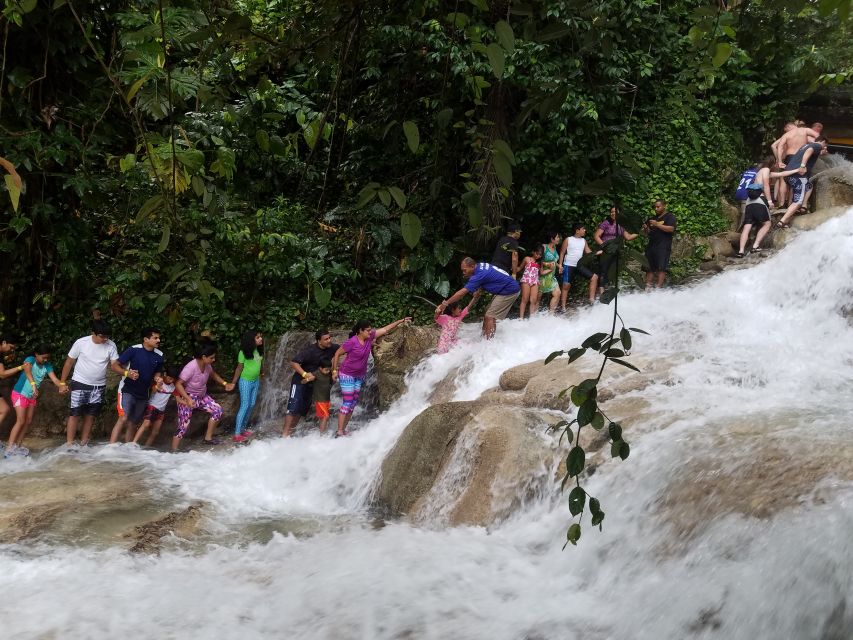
top-left (434, 293), bottom-right (478, 353)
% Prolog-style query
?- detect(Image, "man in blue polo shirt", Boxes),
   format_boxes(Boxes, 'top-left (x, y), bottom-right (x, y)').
top-left (109, 327), bottom-right (165, 443)
top-left (437, 257), bottom-right (520, 339)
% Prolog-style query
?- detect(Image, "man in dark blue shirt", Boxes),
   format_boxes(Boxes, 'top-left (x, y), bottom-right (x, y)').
top-left (437, 258), bottom-right (520, 339)
top-left (777, 137), bottom-right (828, 228)
top-left (110, 327), bottom-right (165, 443)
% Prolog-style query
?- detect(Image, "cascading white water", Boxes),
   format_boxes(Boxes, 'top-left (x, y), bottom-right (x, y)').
top-left (2, 209), bottom-right (853, 639)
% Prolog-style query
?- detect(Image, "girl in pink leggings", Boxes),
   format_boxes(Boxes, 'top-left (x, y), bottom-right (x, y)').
top-left (172, 341), bottom-right (234, 451)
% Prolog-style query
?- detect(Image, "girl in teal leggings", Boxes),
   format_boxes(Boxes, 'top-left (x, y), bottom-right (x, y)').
top-left (231, 331), bottom-right (264, 442)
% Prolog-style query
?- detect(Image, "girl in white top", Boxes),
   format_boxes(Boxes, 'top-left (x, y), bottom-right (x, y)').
top-left (558, 223), bottom-right (599, 311)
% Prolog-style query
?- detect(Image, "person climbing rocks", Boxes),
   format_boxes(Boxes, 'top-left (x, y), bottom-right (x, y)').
top-left (439, 258), bottom-right (520, 339)
top-left (776, 137), bottom-right (828, 229)
top-left (736, 183), bottom-right (773, 257)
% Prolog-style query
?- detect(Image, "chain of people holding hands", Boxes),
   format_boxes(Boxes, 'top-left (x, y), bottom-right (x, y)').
top-left (1, 123), bottom-right (829, 456)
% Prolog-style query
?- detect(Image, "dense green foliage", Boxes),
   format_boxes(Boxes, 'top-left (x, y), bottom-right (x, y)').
top-left (0, 0), bottom-right (850, 358)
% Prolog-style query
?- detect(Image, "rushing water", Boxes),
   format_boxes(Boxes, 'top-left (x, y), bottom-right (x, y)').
top-left (2, 209), bottom-right (853, 639)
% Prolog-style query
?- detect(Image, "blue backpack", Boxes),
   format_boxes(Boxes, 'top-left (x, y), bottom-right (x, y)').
top-left (735, 167), bottom-right (758, 201)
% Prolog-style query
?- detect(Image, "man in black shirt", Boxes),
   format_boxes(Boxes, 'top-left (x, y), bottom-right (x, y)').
top-left (644, 199), bottom-right (677, 290)
top-left (491, 223), bottom-right (522, 277)
top-left (282, 329), bottom-right (340, 437)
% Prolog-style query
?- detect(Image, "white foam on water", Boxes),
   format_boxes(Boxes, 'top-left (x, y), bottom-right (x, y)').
top-left (2, 208), bottom-right (853, 638)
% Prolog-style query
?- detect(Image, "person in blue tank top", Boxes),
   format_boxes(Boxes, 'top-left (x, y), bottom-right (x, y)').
top-left (437, 257), bottom-right (520, 339)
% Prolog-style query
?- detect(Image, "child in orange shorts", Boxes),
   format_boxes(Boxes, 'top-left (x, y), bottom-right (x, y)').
top-left (312, 358), bottom-right (333, 433)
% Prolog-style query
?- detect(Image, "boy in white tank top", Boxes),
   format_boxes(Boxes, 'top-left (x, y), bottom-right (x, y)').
top-left (557, 223), bottom-right (599, 312)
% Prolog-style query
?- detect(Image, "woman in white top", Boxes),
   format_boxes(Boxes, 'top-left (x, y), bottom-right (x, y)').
top-left (557, 223), bottom-right (599, 311)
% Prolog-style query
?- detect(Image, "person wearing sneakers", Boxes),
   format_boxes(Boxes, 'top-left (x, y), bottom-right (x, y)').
top-left (4, 343), bottom-right (67, 458)
top-left (231, 330), bottom-right (264, 443)
top-left (60, 319), bottom-right (120, 447)
top-left (109, 328), bottom-right (165, 444)
top-left (172, 340), bottom-right (234, 451)
top-left (558, 223), bottom-right (599, 310)
top-left (736, 183), bottom-right (773, 258)
top-left (282, 329), bottom-right (340, 438)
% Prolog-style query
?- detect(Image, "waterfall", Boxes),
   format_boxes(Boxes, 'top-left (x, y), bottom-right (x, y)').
top-left (2, 207), bottom-right (853, 639)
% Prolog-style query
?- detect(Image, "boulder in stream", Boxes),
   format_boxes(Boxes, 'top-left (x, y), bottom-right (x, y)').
top-left (375, 401), bottom-right (562, 527)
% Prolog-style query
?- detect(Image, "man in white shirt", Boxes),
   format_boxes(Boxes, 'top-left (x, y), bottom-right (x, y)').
top-left (59, 319), bottom-right (121, 446)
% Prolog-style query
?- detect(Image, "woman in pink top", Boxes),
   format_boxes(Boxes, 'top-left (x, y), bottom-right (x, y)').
top-left (172, 341), bottom-right (235, 451)
top-left (331, 316), bottom-right (411, 437)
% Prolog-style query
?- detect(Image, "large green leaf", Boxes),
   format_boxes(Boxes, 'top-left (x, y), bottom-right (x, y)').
top-left (712, 42), bottom-right (732, 68)
top-left (486, 43), bottom-right (505, 78)
top-left (567, 446), bottom-right (585, 477)
top-left (568, 486), bottom-right (586, 516)
top-left (314, 283), bottom-right (332, 309)
top-left (388, 186), bottom-right (407, 209)
top-left (256, 130), bottom-right (270, 152)
top-left (157, 225), bottom-right (171, 253)
top-left (403, 120), bottom-right (420, 153)
top-left (400, 212), bottom-right (422, 248)
top-left (493, 154), bottom-right (513, 187)
top-left (495, 20), bottom-right (515, 52)
top-left (492, 138), bottom-right (516, 165)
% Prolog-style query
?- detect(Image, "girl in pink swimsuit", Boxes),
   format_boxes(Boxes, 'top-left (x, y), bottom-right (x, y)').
top-left (519, 245), bottom-right (542, 320)
top-left (435, 295), bottom-right (477, 354)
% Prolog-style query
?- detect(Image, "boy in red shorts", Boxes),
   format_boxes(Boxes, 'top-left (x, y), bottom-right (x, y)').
top-left (312, 358), bottom-right (333, 434)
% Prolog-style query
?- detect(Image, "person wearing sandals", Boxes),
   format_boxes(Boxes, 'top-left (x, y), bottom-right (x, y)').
top-left (643, 200), bottom-right (677, 290)
top-left (331, 317), bottom-right (411, 438)
top-left (538, 231), bottom-right (561, 314)
top-left (231, 330), bottom-right (264, 443)
top-left (736, 183), bottom-right (772, 258)
top-left (172, 341), bottom-right (234, 451)
top-left (776, 137), bottom-right (828, 229)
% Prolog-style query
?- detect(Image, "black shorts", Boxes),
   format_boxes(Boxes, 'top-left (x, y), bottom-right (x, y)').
top-left (286, 382), bottom-right (313, 417)
top-left (645, 244), bottom-right (671, 273)
top-left (69, 380), bottom-right (105, 417)
top-left (743, 207), bottom-right (770, 227)
top-left (562, 264), bottom-right (595, 284)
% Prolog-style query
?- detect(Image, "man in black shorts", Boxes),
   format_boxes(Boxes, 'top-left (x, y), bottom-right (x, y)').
top-left (644, 199), bottom-right (676, 290)
top-left (490, 223), bottom-right (521, 278)
top-left (282, 329), bottom-right (339, 437)
top-left (736, 183), bottom-right (772, 257)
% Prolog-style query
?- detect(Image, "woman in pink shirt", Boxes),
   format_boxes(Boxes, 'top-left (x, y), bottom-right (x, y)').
top-left (172, 341), bottom-right (235, 451)
top-left (331, 316), bottom-right (411, 437)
